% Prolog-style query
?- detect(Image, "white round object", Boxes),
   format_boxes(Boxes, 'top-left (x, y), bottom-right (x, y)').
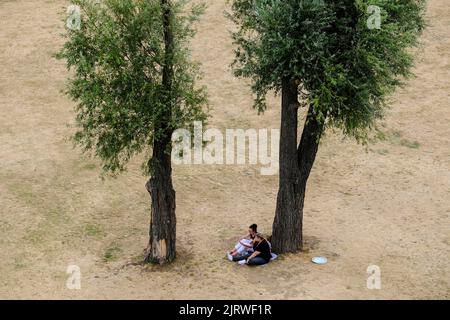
top-left (312, 256), bottom-right (328, 265)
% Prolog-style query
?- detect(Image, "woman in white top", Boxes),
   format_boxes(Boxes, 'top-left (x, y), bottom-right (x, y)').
top-left (227, 224), bottom-right (257, 261)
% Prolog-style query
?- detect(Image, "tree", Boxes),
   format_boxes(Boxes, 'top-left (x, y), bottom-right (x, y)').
top-left (58, 0), bottom-right (208, 264)
top-left (229, 0), bottom-right (426, 253)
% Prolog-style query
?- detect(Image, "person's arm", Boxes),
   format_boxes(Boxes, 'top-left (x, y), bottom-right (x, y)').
top-left (247, 251), bottom-right (261, 262)
top-left (247, 240), bottom-right (269, 262)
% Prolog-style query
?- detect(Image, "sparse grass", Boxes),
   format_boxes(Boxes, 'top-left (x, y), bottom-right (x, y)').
top-left (0, 221), bottom-right (12, 232)
top-left (23, 228), bottom-right (46, 244)
top-left (226, 117), bottom-right (252, 129)
top-left (103, 242), bottom-right (122, 262)
top-left (400, 139), bottom-right (421, 149)
top-left (391, 130), bottom-right (403, 139)
top-left (13, 256), bottom-right (27, 270)
top-left (84, 224), bottom-right (105, 237)
top-left (130, 252), bottom-right (146, 265)
top-left (83, 163), bottom-right (97, 171)
top-left (7, 183), bottom-right (36, 206)
top-left (376, 149), bottom-right (390, 155)
top-left (21, 207), bottom-right (70, 245)
top-left (374, 129), bottom-right (420, 150)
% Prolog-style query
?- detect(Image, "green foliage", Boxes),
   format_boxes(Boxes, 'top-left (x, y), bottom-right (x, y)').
top-left (229, 0), bottom-right (426, 142)
top-left (58, 0), bottom-right (208, 174)
top-left (103, 241), bottom-right (122, 262)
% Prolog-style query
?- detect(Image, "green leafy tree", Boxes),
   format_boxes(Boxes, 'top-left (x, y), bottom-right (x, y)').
top-left (58, 0), bottom-right (208, 264)
top-left (229, 0), bottom-right (426, 253)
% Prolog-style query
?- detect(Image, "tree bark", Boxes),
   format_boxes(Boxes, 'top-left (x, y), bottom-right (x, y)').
top-left (271, 78), bottom-right (324, 254)
top-left (144, 0), bottom-right (176, 264)
top-left (145, 134), bottom-right (176, 264)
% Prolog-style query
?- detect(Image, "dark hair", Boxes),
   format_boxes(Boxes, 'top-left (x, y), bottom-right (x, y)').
top-left (249, 224), bottom-right (257, 232)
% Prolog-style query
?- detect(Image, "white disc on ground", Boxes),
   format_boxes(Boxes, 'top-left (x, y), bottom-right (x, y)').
top-left (312, 256), bottom-right (328, 265)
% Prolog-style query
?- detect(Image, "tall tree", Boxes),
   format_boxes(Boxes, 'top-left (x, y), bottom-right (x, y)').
top-left (230, 0), bottom-right (426, 253)
top-left (58, 0), bottom-right (207, 264)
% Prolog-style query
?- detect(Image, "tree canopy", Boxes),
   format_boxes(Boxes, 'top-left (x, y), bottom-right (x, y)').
top-left (229, 0), bottom-right (426, 141)
top-left (58, 0), bottom-right (208, 175)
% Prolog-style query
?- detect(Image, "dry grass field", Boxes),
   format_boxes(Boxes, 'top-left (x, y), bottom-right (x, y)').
top-left (0, 0), bottom-right (449, 299)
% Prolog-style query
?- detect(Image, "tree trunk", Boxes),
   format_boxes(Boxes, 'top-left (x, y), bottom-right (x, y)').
top-left (144, 0), bottom-right (176, 265)
top-left (145, 134), bottom-right (176, 264)
top-left (272, 78), bottom-right (324, 254)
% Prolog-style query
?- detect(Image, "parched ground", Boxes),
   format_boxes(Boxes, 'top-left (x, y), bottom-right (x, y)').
top-left (0, 0), bottom-right (448, 299)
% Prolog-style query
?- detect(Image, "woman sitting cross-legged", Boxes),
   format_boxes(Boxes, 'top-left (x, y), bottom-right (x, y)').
top-left (233, 233), bottom-right (272, 266)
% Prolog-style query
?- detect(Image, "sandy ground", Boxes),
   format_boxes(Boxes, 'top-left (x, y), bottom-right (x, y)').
top-left (0, 0), bottom-right (449, 300)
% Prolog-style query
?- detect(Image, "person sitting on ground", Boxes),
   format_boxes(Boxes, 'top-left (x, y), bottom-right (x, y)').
top-left (227, 224), bottom-right (258, 261)
top-left (228, 236), bottom-right (254, 260)
top-left (234, 233), bottom-right (272, 266)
